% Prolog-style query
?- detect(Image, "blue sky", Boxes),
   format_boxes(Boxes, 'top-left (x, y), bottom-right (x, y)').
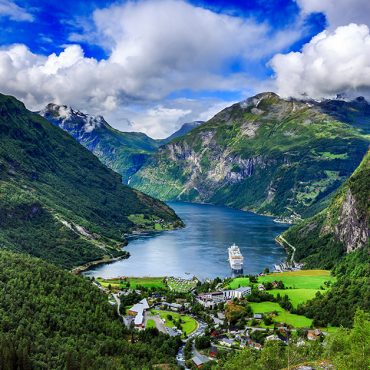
top-left (0, 0), bottom-right (368, 137)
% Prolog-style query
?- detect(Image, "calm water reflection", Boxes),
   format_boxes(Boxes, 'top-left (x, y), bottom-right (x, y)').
top-left (83, 202), bottom-right (289, 279)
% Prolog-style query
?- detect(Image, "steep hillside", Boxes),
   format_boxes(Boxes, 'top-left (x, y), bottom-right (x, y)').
top-left (40, 104), bottom-right (161, 183)
top-left (280, 150), bottom-right (369, 269)
top-left (131, 93), bottom-right (370, 218)
top-left (161, 121), bottom-right (204, 144)
top-left (0, 250), bottom-right (181, 369)
top-left (0, 94), bottom-right (182, 268)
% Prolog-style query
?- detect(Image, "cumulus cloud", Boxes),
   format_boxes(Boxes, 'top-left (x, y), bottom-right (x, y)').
top-left (270, 23), bottom-right (370, 99)
top-left (105, 98), bottom-right (235, 138)
top-left (0, 0), bottom-right (303, 136)
top-left (297, 0), bottom-right (370, 29)
top-left (0, 0), bottom-right (33, 21)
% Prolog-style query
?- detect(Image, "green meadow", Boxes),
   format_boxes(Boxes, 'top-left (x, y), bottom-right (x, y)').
top-left (228, 270), bottom-right (335, 290)
top-left (249, 302), bottom-right (313, 328)
top-left (97, 276), bottom-right (166, 290)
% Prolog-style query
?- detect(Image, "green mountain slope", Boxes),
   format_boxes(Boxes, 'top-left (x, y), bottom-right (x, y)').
top-left (131, 93), bottom-right (370, 218)
top-left (40, 104), bottom-right (162, 183)
top-left (0, 250), bottom-right (181, 369)
top-left (280, 150), bottom-right (370, 269)
top-left (0, 94), bottom-right (182, 268)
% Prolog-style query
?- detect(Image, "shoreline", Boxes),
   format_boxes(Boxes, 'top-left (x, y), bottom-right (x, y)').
top-left (71, 223), bottom-right (184, 276)
top-left (71, 254), bottom-right (129, 275)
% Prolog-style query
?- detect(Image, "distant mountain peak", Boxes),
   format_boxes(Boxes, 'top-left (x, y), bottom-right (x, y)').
top-left (240, 92), bottom-right (280, 109)
top-left (162, 120), bottom-right (204, 143)
top-left (40, 103), bottom-right (108, 133)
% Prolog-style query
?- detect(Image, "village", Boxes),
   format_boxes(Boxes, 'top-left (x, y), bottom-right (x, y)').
top-left (92, 270), bottom-right (333, 369)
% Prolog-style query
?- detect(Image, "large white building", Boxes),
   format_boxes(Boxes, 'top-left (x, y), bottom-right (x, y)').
top-left (197, 286), bottom-right (251, 308)
top-left (127, 298), bottom-right (149, 327)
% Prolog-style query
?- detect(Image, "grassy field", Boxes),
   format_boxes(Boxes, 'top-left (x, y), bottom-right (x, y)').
top-left (152, 310), bottom-right (198, 336)
top-left (146, 319), bottom-right (156, 329)
top-left (269, 289), bottom-right (320, 308)
top-left (167, 277), bottom-right (198, 292)
top-left (249, 302), bottom-right (313, 328)
top-left (97, 276), bottom-right (166, 290)
top-left (228, 270), bottom-right (335, 290)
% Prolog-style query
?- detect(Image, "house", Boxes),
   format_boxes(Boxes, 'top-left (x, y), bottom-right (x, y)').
top-left (272, 281), bottom-right (280, 288)
top-left (251, 342), bottom-right (262, 350)
top-left (210, 346), bottom-right (218, 358)
top-left (265, 335), bottom-right (282, 342)
top-left (219, 338), bottom-right (235, 347)
top-left (127, 299), bottom-right (149, 328)
top-left (192, 354), bottom-right (210, 368)
top-left (258, 284), bottom-right (265, 291)
top-left (253, 313), bottom-right (263, 320)
top-left (307, 329), bottom-right (323, 341)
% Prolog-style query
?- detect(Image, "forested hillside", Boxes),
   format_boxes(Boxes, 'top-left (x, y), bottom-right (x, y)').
top-left (0, 250), bottom-right (181, 369)
top-left (297, 247), bottom-right (370, 327)
top-left (281, 150), bottom-right (369, 327)
top-left (281, 150), bottom-right (369, 268)
top-left (131, 93), bottom-right (370, 218)
top-left (0, 94), bottom-right (182, 268)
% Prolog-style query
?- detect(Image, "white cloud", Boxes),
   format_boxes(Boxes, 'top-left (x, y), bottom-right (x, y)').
top-left (0, 0), bottom-right (33, 22)
top-left (270, 23), bottom-right (370, 99)
top-left (297, 0), bottom-right (370, 29)
top-left (105, 98), bottom-right (235, 138)
top-left (0, 0), bottom-right (303, 136)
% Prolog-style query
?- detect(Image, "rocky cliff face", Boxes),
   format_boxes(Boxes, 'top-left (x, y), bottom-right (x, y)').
top-left (131, 92), bottom-right (370, 218)
top-left (40, 103), bottom-right (161, 183)
top-left (281, 150), bottom-right (369, 268)
top-left (335, 189), bottom-right (369, 252)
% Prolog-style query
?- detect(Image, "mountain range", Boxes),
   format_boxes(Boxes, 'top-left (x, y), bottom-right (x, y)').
top-left (40, 103), bottom-right (203, 183)
top-left (131, 93), bottom-right (370, 218)
top-left (0, 94), bottom-right (181, 269)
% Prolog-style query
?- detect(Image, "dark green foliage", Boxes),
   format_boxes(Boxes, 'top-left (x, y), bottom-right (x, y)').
top-left (297, 247), bottom-right (370, 327)
top-left (217, 310), bottom-right (370, 370)
top-left (195, 335), bottom-right (211, 350)
top-left (0, 250), bottom-right (181, 369)
top-left (0, 93), bottom-right (181, 268)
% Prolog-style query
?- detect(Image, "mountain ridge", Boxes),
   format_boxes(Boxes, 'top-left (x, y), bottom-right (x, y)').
top-left (130, 92), bottom-right (370, 218)
top-left (40, 103), bottom-right (162, 183)
top-left (0, 93), bottom-right (182, 269)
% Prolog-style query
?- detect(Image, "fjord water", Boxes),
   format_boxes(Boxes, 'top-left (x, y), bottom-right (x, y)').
top-left (84, 202), bottom-right (289, 279)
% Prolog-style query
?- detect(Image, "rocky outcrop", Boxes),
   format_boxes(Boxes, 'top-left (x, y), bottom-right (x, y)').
top-left (335, 189), bottom-right (369, 252)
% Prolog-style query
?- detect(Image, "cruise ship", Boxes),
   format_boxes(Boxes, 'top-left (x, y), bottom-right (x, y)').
top-left (228, 243), bottom-right (244, 272)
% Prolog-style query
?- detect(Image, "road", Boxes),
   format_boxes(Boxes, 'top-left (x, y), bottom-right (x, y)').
top-left (176, 319), bottom-right (207, 368)
top-left (112, 293), bottom-right (125, 323)
top-left (278, 235), bottom-right (296, 263)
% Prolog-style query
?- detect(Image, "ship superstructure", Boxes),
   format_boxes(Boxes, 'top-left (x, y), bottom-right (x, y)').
top-left (228, 243), bottom-right (244, 271)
